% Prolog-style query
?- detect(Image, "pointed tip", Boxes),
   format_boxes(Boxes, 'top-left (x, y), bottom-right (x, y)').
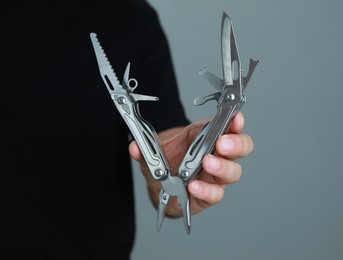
top-left (185, 224), bottom-right (191, 235)
top-left (251, 58), bottom-right (261, 64)
top-left (123, 62), bottom-right (131, 84)
top-left (222, 11), bottom-right (231, 21)
top-left (156, 212), bottom-right (164, 232)
top-left (182, 199), bottom-right (191, 235)
top-left (156, 222), bottom-right (162, 232)
top-left (156, 209), bottom-right (165, 233)
top-left (125, 62), bottom-right (131, 71)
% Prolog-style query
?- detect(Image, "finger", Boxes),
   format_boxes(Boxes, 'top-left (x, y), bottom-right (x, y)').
top-left (228, 112), bottom-right (245, 134)
top-left (215, 133), bottom-right (254, 160)
top-left (202, 154), bottom-right (242, 184)
top-left (129, 141), bottom-right (160, 187)
top-left (128, 140), bottom-right (143, 162)
top-left (188, 180), bottom-right (225, 210)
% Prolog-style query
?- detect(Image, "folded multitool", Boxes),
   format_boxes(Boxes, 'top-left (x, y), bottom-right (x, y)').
top-left (178, 12), bottom-right (260, 184)
top-left (90, 11), bottom-right (259, 235)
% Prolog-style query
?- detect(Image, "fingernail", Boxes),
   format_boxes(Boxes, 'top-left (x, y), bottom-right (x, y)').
top-left (236, 112), bottom-right (244, 130)
top-left (208, 155), bottom-right (220, 170)
top-left (221, 137), bottom-right (234, 152)
top-left (190, 182), bottom-right (201, 193)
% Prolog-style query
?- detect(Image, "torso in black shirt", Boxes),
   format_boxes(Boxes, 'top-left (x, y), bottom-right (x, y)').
top-left (1, 1), bottom-right (189, 259)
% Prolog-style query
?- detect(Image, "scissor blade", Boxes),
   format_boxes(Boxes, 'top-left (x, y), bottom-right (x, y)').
top-left (90, 33), bottom-right (121, 92)
top-left (221, 12), bottom-right (240, 87)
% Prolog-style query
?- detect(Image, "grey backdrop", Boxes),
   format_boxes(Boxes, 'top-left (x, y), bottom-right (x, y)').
top-left (131, 1), bottom-right (343, 259)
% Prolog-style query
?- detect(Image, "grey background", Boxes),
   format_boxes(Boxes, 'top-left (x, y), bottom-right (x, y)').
top-left (131, 0), bottom-right (343, 259)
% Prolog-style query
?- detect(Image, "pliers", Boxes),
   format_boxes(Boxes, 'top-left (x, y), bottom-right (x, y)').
top-left (90, 11), bottom-right (259, 235)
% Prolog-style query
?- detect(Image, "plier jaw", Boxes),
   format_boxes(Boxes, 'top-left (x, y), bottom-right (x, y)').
top-left (157, 177), bottom-right (191, 234)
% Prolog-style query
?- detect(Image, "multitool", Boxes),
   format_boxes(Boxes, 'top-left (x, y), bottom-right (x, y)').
top-left (90, 11), bottom-right (259, 235)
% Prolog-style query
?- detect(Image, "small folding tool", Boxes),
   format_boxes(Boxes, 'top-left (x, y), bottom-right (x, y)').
top-left (178, 12), bottom-right (260, 184)
top-left (90, 33), bottom-right (191, 234)
top-left (90, 11), bottom-right (259, 235)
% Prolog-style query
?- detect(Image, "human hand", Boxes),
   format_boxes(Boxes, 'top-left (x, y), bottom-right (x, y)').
top-left (129, 112), bottom-right (254, 217)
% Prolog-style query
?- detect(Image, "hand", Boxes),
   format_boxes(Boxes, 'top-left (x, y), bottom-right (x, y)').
top-left (128, 112), bottom-right (254, 217)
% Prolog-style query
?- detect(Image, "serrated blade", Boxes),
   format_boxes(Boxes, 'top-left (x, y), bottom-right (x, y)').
top-left (90, 32), bottom-right (121, 92)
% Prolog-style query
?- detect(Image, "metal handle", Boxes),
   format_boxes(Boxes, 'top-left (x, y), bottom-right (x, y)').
top-left (112, 91), bottom-right (171, 181)
top-left (178, 88), bottom-right (243, 183)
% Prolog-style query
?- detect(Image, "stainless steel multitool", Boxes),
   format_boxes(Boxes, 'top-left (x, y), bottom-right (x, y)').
top-left (90, 11), bottom-right (259, 235)
top-left (178, 12), bottom-right (260, 184)
top-left (90, 33), bottom-right (191, 234)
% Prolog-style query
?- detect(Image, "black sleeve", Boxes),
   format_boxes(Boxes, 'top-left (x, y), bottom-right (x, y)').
top-left (131, 1), bottom-right (191, 132)
top-left (88, 0), bottom-right (190, 133)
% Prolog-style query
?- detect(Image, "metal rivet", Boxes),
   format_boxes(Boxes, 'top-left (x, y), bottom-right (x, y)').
top-left (155, 169), bottom-right (164, 178)
top-left (117, 97), bottom-right (125, 104)
top-left (227, 93), bottom-right (235, 101)
top-left (181, 171), bottom-right (189, 179)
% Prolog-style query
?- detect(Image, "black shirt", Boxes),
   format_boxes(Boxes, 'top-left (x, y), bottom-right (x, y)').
top-left (1, 1), bottom-right (189, 259)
